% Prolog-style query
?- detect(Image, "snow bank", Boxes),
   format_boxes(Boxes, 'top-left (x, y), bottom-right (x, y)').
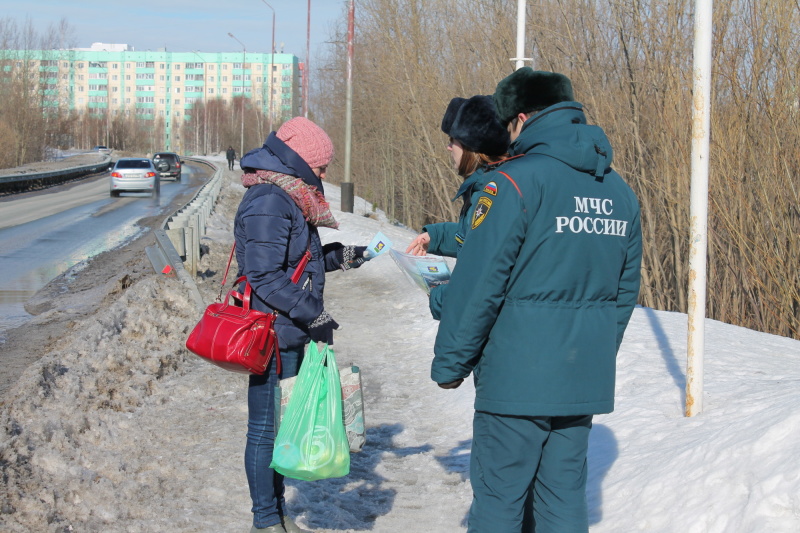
top-left (2, 161), bottom-right (799, 532)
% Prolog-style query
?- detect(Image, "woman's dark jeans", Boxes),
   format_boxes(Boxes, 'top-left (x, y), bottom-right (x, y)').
top-left (245, 344), bottom-right (304, 528)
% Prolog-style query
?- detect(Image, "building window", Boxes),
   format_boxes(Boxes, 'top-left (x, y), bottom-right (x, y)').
top-left (222, 76), bottom-right (228, 82)
top-left (222, 64), bottom-right (228, 70)
top-left (208, 88), bottom-right (214, 94)
top-left (233, 75), bottom-right (242, 81)
top-left (233, 63), bottom-right (242, 69)
top-left (209, 76), bottom-right (214, 82)
top-left (174, 75), bottom-right (181, 82)
top-left (209, 64), bottom-right (215, 70)
top-left (174, 64), bottom-right (181, 70)
top-left (174, 99), bottom-right (180, 104)
top-left (175, 88), bottom-right (181, 93)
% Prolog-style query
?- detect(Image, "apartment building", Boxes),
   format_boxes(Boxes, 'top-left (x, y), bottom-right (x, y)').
top-left (5, 43), bottom-right (302, 150)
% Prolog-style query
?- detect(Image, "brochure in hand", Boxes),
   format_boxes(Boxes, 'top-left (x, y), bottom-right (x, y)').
top-left (366, 231), bottom-right (392, 259)
top-left (388, 249), bottom-right (451, 294)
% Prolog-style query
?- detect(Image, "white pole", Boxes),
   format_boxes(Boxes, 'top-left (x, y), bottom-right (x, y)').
top-left (513, 0), bottom-right (528, 70)
top-left (686, 0), bottom-right (713, 417)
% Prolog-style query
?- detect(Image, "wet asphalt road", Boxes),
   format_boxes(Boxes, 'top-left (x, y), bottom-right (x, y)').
top-left (0, 162), bottom-right (210, 340)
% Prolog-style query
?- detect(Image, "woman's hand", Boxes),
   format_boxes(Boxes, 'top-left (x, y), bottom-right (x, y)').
top-left (405, 232), bottom-right (430, 256)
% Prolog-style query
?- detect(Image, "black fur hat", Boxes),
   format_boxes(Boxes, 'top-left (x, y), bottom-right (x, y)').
top-left (441, 95), bottom-right (510, 157)
top-left (493, 68), bottom-right (574, 125)
top-left (441, 97), bottom-right (467, 135)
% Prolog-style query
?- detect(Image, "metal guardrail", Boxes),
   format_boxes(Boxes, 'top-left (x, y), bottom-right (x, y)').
top-left (0, 155), bottom-right (113, 194)
top-left (1, 153), bottom-right (220, 310)
top-left (145, 157), bottom-right (224, 310)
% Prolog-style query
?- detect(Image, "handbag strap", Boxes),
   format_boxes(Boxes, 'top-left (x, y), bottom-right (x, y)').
top-left (218, 243), bottom-right (312, 301)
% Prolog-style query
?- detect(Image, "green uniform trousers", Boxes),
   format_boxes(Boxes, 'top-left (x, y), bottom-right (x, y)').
top-left (468, 411), bottom-right (593, 533)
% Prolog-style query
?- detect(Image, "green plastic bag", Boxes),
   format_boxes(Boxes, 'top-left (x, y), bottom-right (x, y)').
top-left (270, 342), bottom-right (351, 481)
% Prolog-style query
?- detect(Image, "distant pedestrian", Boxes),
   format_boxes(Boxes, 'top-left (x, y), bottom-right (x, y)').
top-left (226, 146), bottom-right (236, 170)
top-left (431, 69), bottom-right (642, 532)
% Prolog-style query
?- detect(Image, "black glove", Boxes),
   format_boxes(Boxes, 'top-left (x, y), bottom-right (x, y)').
top-left (308, 310), bottom-right (339, 344)
top-left (438, 378), bottom-right (464, 390)
top-left (325, 243), bottom-right (370, 270)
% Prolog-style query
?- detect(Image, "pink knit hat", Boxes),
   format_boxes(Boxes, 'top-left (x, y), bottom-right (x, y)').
top-left (276, 117), bottom-right (334, 169)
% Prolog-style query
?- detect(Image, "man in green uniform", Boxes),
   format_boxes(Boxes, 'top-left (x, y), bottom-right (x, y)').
top-left (431, 69), bottom-right (642, 532)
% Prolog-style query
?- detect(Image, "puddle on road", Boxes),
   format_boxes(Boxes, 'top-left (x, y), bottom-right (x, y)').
top-left (0, 290), bottom-right (37, 344)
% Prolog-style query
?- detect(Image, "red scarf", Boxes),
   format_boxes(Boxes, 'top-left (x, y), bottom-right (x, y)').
top-left (241, 170), bottom-right (339, 229)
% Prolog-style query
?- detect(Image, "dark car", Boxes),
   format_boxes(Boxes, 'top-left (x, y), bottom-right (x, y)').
top-left (152, 152), bottom-right (182, 180)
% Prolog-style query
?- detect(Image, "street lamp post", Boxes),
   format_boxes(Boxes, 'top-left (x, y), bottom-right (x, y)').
top-left (261, 0), bottom-right (276, 132)
top-left (305, 0), bottom-right (310, 117)
top-left (228, 32), bottom-right (247, 158)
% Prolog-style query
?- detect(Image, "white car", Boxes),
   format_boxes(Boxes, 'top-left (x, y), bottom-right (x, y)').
top-left (93, 145), bottom-right (112, 155)
top-left (110, 158), bottom-right (158, 197)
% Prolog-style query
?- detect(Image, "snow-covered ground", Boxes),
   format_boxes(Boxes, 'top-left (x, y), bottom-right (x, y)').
top-left (1, 156), bottom-right (798, 532)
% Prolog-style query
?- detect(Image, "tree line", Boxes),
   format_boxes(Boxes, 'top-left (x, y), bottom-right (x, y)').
top-left (0, 17), bottom-right (275, 166)
top-left (314, 0), bottom-right (800, 340)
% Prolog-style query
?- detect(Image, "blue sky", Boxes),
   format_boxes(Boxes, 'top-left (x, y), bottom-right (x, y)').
top-left (1, 0), bottom-right (345, 60)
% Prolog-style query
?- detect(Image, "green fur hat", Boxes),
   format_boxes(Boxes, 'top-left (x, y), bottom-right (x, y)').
top-left (493, 68), bottom-right (574, 125)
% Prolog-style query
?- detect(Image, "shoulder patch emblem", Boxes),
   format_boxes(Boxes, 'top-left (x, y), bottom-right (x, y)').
top-left (471, 197), bottom-right (493, 229)
top-left (482, 181), bottom-right (498, 196)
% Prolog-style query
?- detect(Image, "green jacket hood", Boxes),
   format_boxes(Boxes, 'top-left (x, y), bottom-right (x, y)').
top-left (509, 102), bottom-right (614, 179)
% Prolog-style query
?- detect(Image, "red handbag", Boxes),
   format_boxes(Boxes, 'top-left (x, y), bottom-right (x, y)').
top-left (186, 244), bottom-right (311, 374)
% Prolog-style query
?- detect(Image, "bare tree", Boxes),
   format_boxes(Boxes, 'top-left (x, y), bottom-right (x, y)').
top-left (314, 0), bottom-right (800, 339)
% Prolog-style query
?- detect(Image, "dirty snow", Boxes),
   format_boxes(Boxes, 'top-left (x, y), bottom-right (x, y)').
top-left (1, 155), bottom-right (799, 532)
